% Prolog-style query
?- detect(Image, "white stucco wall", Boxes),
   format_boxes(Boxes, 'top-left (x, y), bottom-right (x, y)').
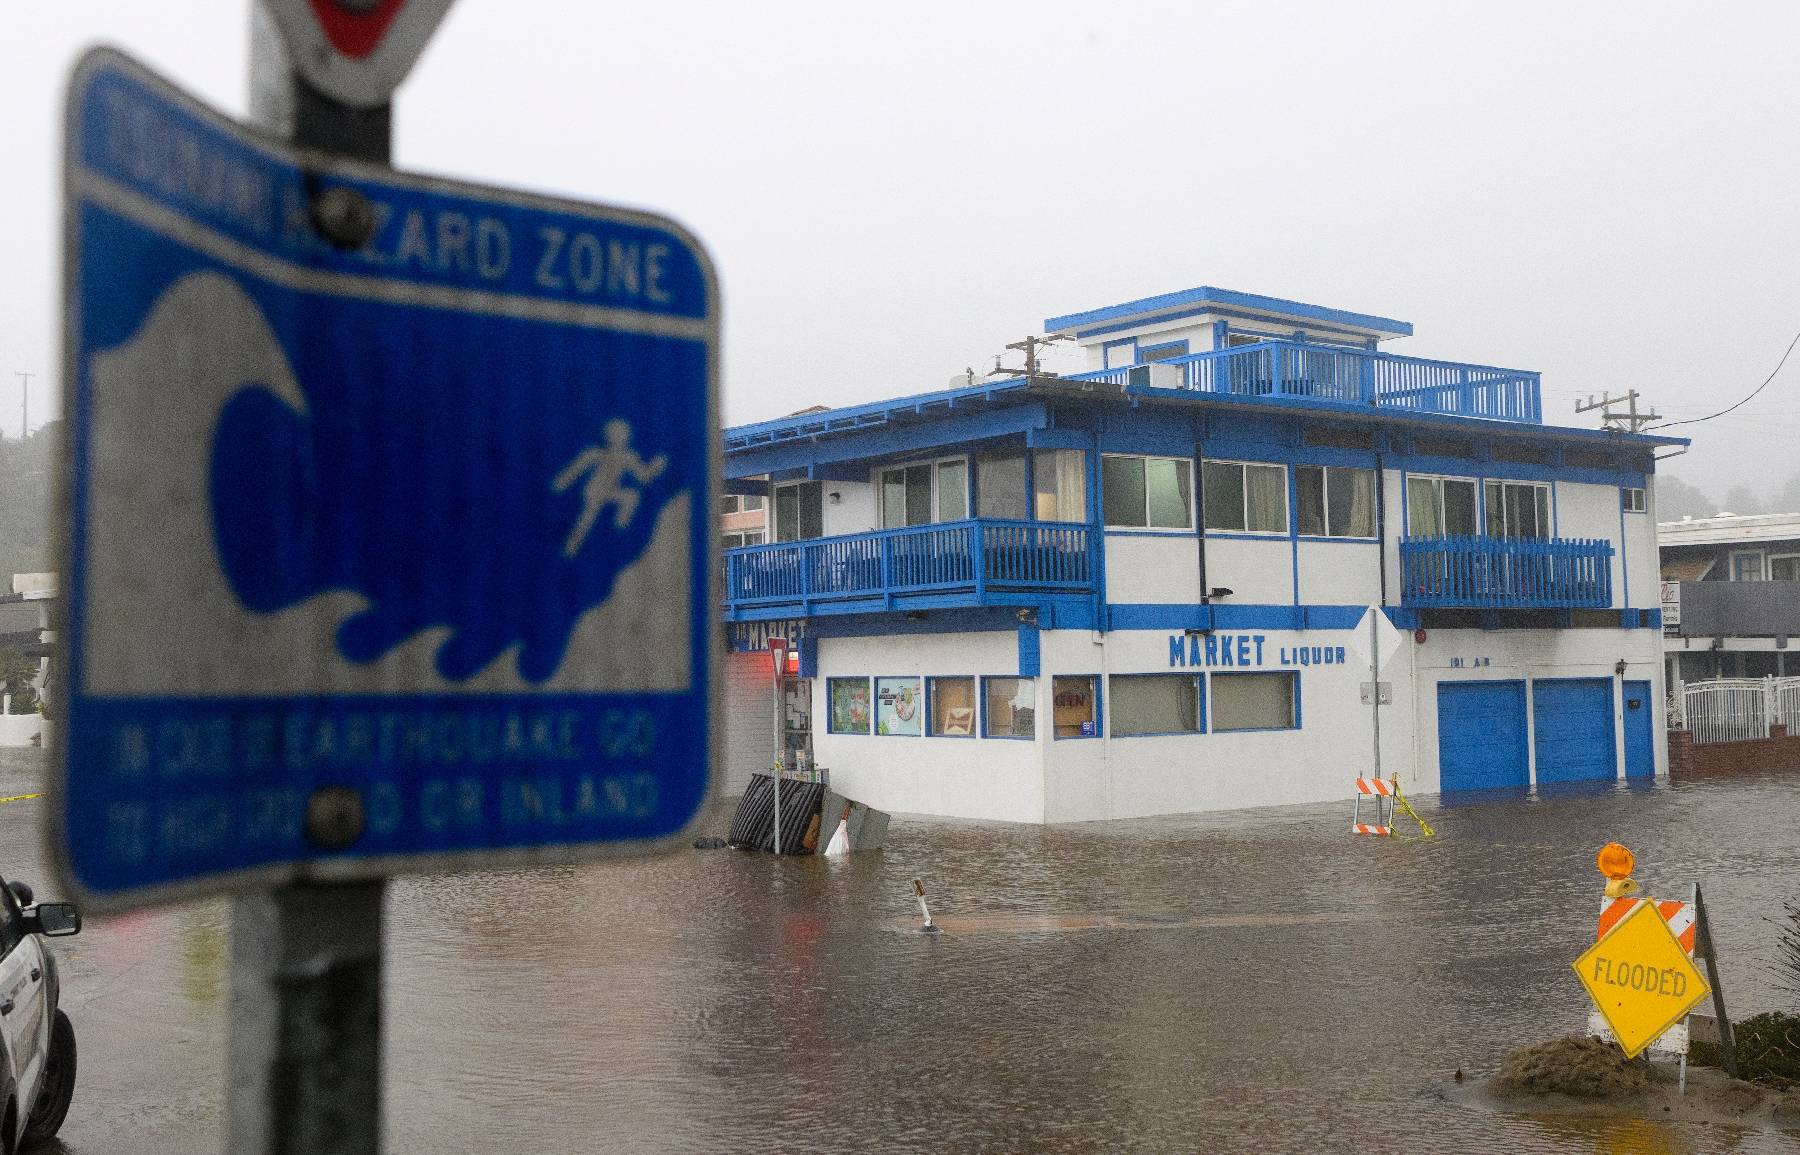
top-left (1295, 541), bottom-right (1381, 605)
top-left (1104, 534), bottom-right (1201, 604)
top-left (1202, 536), bottom-right (1294, 605)
top-left (1039, 623), bottom-right (1405, 820)
top-left (1553, 480), bottom-right (1627, 607)
top-left (810, 630), bottom-right (1045, 823)
top-left (822, 480), bottom-right (878, 537)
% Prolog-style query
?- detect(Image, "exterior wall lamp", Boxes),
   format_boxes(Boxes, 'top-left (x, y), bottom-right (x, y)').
top-left (1615, 659), bottom-right (1628, 678)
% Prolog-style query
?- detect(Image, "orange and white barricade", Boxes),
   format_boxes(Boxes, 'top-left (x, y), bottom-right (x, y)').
top-left (1587, 893), bottom-right (1697, 1056)
top-left (1351, 777), bottom-right (1393, 836)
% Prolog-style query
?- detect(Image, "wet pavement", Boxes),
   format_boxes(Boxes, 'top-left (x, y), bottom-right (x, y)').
top-left (3, 747), bottom-right (1798, 1154)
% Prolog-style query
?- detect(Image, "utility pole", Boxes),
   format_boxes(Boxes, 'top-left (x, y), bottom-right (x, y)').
top-left (1576, 389), bottom-right (1662, 433)
top-left (15, 372), bottom-right (30, 439)
top-left (988, 333), bottom-right (1071, 381)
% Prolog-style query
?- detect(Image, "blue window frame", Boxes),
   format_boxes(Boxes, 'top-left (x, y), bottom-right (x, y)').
top-left (1621, 487), bottom-right (1646, 513)
top-left (1139, 339), bottom-right (1189, 362)
top-left (981, 676), bottom-right (1036, 739)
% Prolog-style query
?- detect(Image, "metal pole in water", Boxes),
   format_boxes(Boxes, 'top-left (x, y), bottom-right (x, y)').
top-left (229, 8), bottom-right (390, 1153)
top-left (912, 879), bottom-right (939, 933)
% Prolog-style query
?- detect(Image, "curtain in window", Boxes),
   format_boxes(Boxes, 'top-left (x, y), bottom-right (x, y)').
top-left (1033, 449), bottom-right (1087, 522)
top-left (1245, 464), bottom-right (1287, 533)
top-left (1406, 477), bottom-right (1440, 538)
top-left (937, 460), bottom-right (968, 521)
top-left (1147, 459), bottom-right (1192, 528)
top-left (1335, 468), bottom-right (1375, 537)
top-left (977, 452), bottom-right (1027, 520)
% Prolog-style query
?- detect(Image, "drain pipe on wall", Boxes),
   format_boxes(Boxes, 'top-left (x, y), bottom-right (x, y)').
top-left (1193, 442), bottom-right (1209, 611)
top-left (1372, 447), bottom-right (1388, 780)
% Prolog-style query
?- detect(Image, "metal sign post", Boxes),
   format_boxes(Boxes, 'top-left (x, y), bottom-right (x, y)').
top-left (227, 9), bottom-right (393, 1152)
top-left (57, 7), bottom-right (718, 1149)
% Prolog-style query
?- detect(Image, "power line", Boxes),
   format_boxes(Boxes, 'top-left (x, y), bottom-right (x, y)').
top-left (1647, 326), bottom-right (1800, 431)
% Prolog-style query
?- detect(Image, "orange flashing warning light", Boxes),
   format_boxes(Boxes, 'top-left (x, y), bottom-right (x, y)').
top-left (1596, 842), bottom-right (1635, 881)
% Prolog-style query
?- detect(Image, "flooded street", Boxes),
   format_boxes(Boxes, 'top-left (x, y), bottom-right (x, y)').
top-left (4, 748), bottom-right (1798, 1154)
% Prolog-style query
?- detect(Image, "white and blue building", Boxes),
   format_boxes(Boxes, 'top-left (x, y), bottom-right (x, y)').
top-left (721, 287), bottom-right (1686, 822)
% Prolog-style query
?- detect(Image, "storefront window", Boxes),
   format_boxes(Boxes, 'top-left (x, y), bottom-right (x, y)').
top-left (826, 678), bottom-right (871, 735)
top-left (928, 676), bottom-right (976, 736)
top-left (1110, 674), bottom-right (1202, 735)
top-left (1052, 675), bottom-right (1098, 738)
top-left (1211, 672), bottom-right (1297, 731)
top-left (982, 676), bottom-right (1036, 739)
top-left (875, 676), bottom-right (924, 736)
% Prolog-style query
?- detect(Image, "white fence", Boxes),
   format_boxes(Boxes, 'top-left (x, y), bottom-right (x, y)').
top-left (1679, 676), bottom-right (1800, 745)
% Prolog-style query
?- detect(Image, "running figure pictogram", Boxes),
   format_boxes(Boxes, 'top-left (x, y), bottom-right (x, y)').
top-left (553, 419), bottom-right (668, 558)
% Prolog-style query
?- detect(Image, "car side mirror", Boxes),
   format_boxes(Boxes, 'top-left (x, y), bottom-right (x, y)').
top-left (27, 903), bottom-right (81, 937)
top-left (7, 881), bottom-right (33, 907)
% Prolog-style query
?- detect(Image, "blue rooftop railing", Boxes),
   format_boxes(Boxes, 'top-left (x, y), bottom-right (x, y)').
top-left (1076, 340), bottom-right (1543, 424)
top-left (725, 519), bottom-right (1091, 615)
top-left (1399, 535), bottom-right (1613, 609)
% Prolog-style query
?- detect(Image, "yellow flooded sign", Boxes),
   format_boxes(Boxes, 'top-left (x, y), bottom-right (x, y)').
top-left (1573, 898), bottom-right (1710, 1059)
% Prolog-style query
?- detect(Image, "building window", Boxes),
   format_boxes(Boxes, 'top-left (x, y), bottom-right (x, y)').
top-left (982, 676), bottom-right (1036, 739)
top-left (826, 678), bottom-right (871, 735)
top-left (773, 482), bottom-right (823, 542)
top-left (976, 451), bottom-right (1027, 520)
top-left (1622, 487), bottom-right (1646, 513)
top-left (1110, 674), bottom-right (1202, 736)
top-left (721, 531), bottom-right (766, 550)
top-left (1052, 675), bottom-right (1099, 738)
top-left (881, 459), bottom-right (968, 528)
top-left (1405, 476), bottom-right (1477, 538)
top-left (1296, 465), bottom-right (1375, 538)
top-left (1226, 331), bottom-right (1273, 348)
top-left (1140, 340), bottom-right (1189, 362)
top-left (1201, 460), bottom-right (1286, 534)
top-left (1731, 551), bottom-right (1766, 582)
top-left (1771, 555), bottom-right (1800, 582)
top-left (1033, 449), bottom-right (1087, 522)
top-left (1103, 340), bottom-right (1136, 369)
top-left (1105, 455), bottom-right (1194, 529)
top-left (928, 676), bottom-right (976, 737)
top-left (1211, 672), bottom-right (1298, 732)
top-left (720, 494), bottom-right (768, 515)
top-left (874, 676), bottom-right (924, 736)
top-left (1484, 480), bottom-right (1551, 540)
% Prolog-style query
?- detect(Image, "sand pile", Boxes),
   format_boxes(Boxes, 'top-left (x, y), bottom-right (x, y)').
top-left (1492, 1036), bottom-right (1664, 1099)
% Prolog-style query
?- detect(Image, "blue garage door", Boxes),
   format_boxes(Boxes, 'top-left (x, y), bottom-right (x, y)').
top-left (1622, 679), bottom-right (1655, 779)
top-left (1438, 681), bottom-right (1529, 792)
top-left (1533, 678), bottom-right (1617, 785)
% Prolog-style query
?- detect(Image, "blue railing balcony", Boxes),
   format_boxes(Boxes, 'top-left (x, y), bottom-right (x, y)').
top-left (1399, 535), bottom-right (1613, 609)
top-left (1074, 340), bottom-right (1542, 424)
top-left (725, 519), bottom-right (1092, 619)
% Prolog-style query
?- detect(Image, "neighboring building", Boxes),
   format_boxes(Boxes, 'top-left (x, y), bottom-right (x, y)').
top-left (721, 286), bottom-right (1685, 821)
top-left (0, 573), bottom-right (56, 748)
top-left (1659, 512), bottom-right (1800, 687)
top-left (720, 493), bottom-right (768, 549)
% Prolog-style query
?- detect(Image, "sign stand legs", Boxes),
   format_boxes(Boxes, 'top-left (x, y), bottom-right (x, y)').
top-left (1693, 883), bottom-right (1739, 1078)
top-left (232, 7), bottom-right (393, 1151)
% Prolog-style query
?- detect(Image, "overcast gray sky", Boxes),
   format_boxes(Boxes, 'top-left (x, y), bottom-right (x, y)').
top-left (7, 1), bottom-right (1800, 501)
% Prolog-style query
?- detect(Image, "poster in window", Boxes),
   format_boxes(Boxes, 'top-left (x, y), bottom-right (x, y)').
top-left (829, 679), bottom-right (870, 734)
top-left (875, 676), bottom-right (924, 736)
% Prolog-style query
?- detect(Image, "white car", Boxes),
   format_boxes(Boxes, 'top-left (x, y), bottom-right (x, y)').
top-left (0, 877), bottom-right (79, 1153)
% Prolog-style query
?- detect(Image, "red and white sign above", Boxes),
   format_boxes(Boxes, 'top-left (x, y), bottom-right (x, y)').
top-left (262, 0), bottom-right (458, 108)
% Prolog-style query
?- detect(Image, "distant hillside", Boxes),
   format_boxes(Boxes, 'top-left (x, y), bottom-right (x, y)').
top-left (0, 424), bottom-right (55, 583)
